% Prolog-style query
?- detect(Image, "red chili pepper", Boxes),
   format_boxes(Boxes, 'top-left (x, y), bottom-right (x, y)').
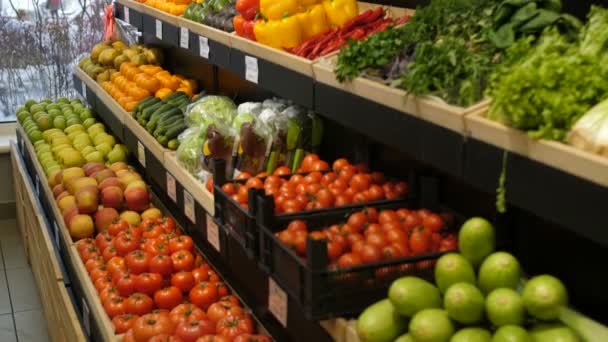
top-left (393, 15), bottom-right (411, 25)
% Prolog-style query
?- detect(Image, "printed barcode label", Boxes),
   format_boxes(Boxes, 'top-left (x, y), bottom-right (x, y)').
top-left (166, 172), bottom-right (176, 203)
top-left (199, 36), bottom-right (210, 58)
top-left (124, 7), bottom-right (130, 24)
top-left (156, 20), bottom-right (163, 40)
top-left (206, 215), bottom-right (220, 251)
top-left (268, 277), bottom-right (287, 327)
top-left (245, 56), bottom-right (258, 83)
top-left (180, 27), bottom-right (189, 49)
top-left (137, 141), bottom-right (146, 167)
top-left (184, 190), bottom-right (195, 223)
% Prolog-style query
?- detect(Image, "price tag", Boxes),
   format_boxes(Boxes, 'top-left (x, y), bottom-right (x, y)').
top-left (184, 190), bottom-right (195, 223)
top-left (34, 175), bottom-right (39, 196)
top-left (166, 172), bottom-right (176, 203)
top-left (137, 141), bottom-right (146, 167)
top-left (82, 298), bottom-right (91, 336)
top-left (180, 27), bottom-right (189, 49)
top-left (245, 56), bottom-right (258, 83)
top-left (268, 278), bottom-right (287, 327)
top-left (206, 215), bottom-right (220, 252)
top-left (81, 82), bottom-right (86, 98)
top-left (124, 7), bottom-right (130, 24)
top-left (53, 221), bottom-right (60, 252)
top-left (155, 19), bottom-right (163, 40)
top-left (199, 36), bottom-right (210, 59)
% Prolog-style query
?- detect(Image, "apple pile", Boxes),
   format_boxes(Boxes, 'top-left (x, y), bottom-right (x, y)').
top-left (49, 161), bottom-right (155, 240)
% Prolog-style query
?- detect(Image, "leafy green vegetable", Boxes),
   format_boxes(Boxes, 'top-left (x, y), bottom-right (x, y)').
top-left (486, 6), bottom-right (608, 140)
top-left (187, 96), bottom-right (236, 127)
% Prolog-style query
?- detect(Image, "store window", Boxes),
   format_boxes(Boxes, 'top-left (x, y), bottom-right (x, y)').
top-left (0, 0), bottom-right (104, 123)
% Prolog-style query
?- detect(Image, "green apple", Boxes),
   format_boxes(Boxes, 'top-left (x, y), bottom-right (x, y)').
top-left (83, 118), bottom-right (97, 128)
top-left (70, 99), bottom-right (82, 105)
top-left (25, 99), bottom-right (37, 109)
top-left (73, 104), bottom-right (85, 114)
top-left (93, 133), bottom-right (115, 147)
top-left (30, 104), bottom-right (44, 114)
top-left (85, 151), bottom-right (105, 163)
top-left (45, 164), bottom-right (61, 177)
top-left (87, 123), bottom-right (106, 138)
top-left (81, 146), bottom-right (97, 156)
top-left (51, 137), bottom-right (71, 147)
top-left (51, 144), bottom-right (72, 154)
top-left (53, 116), bottom-right (66, 130)
top-left (65, 124), bottom-right (85, 135)
top-left (66, 118), bottom-right (81, 127)
top-left (60, 150), bottom-right (86, 168)
top-left (29, 130), bottom-right (43, 142)
top-left (107, 144), bottom-right (127, 164)
top-left (95, 143), bottom-right (112, 157)
top-left (73, 133), bottom-right (92, 146)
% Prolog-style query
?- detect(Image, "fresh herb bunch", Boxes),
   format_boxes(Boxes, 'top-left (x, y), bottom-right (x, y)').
top-left (486, 6), bottom-right (608, 141)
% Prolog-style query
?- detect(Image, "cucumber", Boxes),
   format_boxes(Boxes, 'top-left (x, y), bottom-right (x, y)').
top-left (150, 104), bottom-right (175, 120)
top-left (168, 139), bottom-right (179, 150)
top-left (156, 118), bottom-right (184, 138)
top-left (158, 114), bottom-right (183, 129)
top-left (157, 135), bottom-right (169, 146)
top-left (165, 122), bottom-right (187, 140)
top-left (163, 91), bottom-right (187, 103)
top-left (141, 102), bottom-right (163, 120)
top-left (134, 97), bottom-right (158, 113)
top-left (166, 94), bottom-right (189, 106)
top-left (148, 107), bottom-right (181, 132)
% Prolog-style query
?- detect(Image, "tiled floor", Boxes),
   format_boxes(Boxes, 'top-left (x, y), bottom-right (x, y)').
top-left (0, 219), bottom-right (50, 342)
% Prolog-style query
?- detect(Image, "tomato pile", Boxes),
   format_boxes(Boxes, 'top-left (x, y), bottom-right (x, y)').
top-left (77, 217), bottom-right (270, 341)
top-left (219, 154), bottom-right (408, 213)
top-left (275, 207), bottom-right (458, 268)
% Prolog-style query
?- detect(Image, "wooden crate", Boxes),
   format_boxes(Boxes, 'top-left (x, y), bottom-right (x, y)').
top-left (164, 152), bottom-right (214, 215)
top-left (73, 67), bottom-right (126, 125)
top-left (312, 54), bottom-right (490, 133)
top-left (10, 145), bottom-right (29, 258)
top-left (465, 107), bottom-right (608, 187)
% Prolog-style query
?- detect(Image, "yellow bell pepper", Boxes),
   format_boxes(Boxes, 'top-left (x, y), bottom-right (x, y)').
top-left (296, 4), bottom-right (329, 40)
top-left (254, 16), bottom-right (303, 49)
top-left (299, 0), bottom-right (320, 6)
top-left (260, 0), bottom-right (300, 20)
top-left (322, 0), bottom-right (358, 27)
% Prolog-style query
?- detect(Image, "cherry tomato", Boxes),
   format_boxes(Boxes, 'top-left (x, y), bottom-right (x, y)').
top-left (171, 271), bottom-right (196, 293)
top-left (149, 254), bottom-right (173, 277)
top-left (125, 293), bottom-right (155, 316)
top-left (154, 286), bottom-right (184, 310)
top-left (170, 303), bottom-right (207, 325)
top-left (136, 273), bottom-right (163, 296)
top-left (272, 166), bottom-right (291, 176)
top-left (366, 232), bottom-right (388, 248)
top-left (311, 160), bottom-right (330, 171)
top-left (360, 244), bottom-right (383, 263)
top-left (337, 253), bottom-right (363, 268)
top-left (300, 154), bottom-right (320, 171)
top-left (332, 158), bottom-right (350, 171)
top-left (423, 213), bottom-right (444, 233)
top-left (117, 273), bottom-right (138, 297)
top-left (189, 282), bottom-right (218, 310)
top-left (125, 250), bottom-right (151, 275)
top-left (112, 313), bottom-right (139, 334)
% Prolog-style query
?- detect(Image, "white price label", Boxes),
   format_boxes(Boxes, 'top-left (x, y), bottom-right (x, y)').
top-left (245, 56), bottom-right (258, 83)
top-left (199, 36), bottom-right (210, 59)
top-left (124, 7), bottom-right (130, 24)
top-left (268, 278), bottom-right (288, 327)
top-left (81, 82), bottom-right (86, 98)
top-left (184, 190), bottom-right (195, 223)
top-left (156, 19), bottom-right (163, 40)
top-left (34, 175), bottom-right (39, 196)
top-left (137, 141), bottom-right (146, 167)
top-left (53, 222), bottom-right (60, 251)
top-left (206, 215), bottom-right (220, 252)
top-left (82, 298), bottom-right (91, 336)
top-left (166, 172), bottom-right (176, 203)
top-left (180, 27), bottom-right (189, 49)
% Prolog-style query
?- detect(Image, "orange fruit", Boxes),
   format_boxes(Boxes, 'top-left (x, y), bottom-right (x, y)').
top-left (155, 88), bottom-right (173, 100)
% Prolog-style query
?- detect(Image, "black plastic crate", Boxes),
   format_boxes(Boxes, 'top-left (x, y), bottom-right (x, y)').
top-left (213, 159), bottom-right (416, 260)
top-left (257, 176), bottom-right (463, 320)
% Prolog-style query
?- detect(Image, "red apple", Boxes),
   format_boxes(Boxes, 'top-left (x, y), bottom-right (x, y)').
top-left (53, 184), bottom-right (66, 199)
top-left (124, 186), bottom-right (150, 212)
top-left (56, 191), bottom-right (70, 202)
top-left (93, 169), bottom-right (117, 184)
top-left (98, 177), bottom-right (126, 191)
top-left (69, 214), bottom-right (95, 240)
top-left (94, 207), bottom-right (119, 231)
top-left (109, 162), bottom-right (129, 173)
top-left (63, 206), bottom-right (79, 226)
top-left (48, 169), bottom-right (62, 188)
top-left (57, 195), bottom-right (77, 213)
top-left (83, 162), bottom-right (107, 177)
top-left (65, 177), bottom-right (98, 195)
top-left (75, 186), bottom-right (99, 214)
top-left (101, 186), bottom-right (124, 210)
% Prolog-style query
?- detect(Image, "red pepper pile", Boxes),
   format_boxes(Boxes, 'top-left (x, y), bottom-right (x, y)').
top-left (288, 8), bottom-right (410, 60)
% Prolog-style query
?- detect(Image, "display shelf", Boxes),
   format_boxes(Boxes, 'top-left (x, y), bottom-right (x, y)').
top-left (164, 152), bottom-right (215, 215)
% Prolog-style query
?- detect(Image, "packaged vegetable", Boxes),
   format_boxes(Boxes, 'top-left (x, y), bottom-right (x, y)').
top-left (567, 98), bottom-right (608, 158)
top-left (177, 126), bottom-right (205, 174)
top-left (186, 95), bottom-right (237, 127)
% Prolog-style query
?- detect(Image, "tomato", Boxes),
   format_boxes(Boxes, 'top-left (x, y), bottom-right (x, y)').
top-left (125, 293), bottom-right (155, 316)
top-left (125, 250), bottom-right (150, 274)
top-left (216, 314), bottom-right (254, 339)
top-left (311, 160), bottom-right (330, 171)
top-left (148, 334), bottom-right (183, 342)
top-left (214, 282), bottom-right (229, 298)
top-left (282, 199), bottom-right (303, 213)
top-left (316, 189), bottom-right (334, 208)
top-left (107, 256), bottom-right (126, 277)
top-left (206, 301), bottom-right (244, 323)
top-left (113, 314), bottom-right (139, 334)
top-left (169, 235), bottom-right (194, 254)
top-left (409, 227), bottom-right (432, 254)
top-left (100, 286), bottom-right (121, 303)
top-left (218, 295), bottom-right (241, 306)
top-left (272, 166), bottom-right (291, 176)
top-left (80, 245), bottom-right (100, 262)
top-left (96, 231), bottom-right (115, 252)
top-left (191, 267), bottom-right (209, 284)
top-left (90, 265), bottom-right (109, 283)
top-left (439, 235), bottom-right (458, 252)
top-left (221, 183), bottom-right (237, 196)
top-left (76, 238), bottom-right (95, 254)
top-left (326, 241), bottom-right (343, 261)
top-left (350, 174), bottom-right (371, 192)
top-left (337, 252), bottom-right (363, 268)
top-left (104, 296), bottom-right (127, 318)
top-left (337, 165), bottom-right (357, 182)
top-left (385, 229), bottom-right (408, 246)
top-left (394, 181), bottom-right (408, 197)
top-left (206, 270), bottom-right (220, 283)
top-left (334, 194), bottom-right (352, 206)
top-left (115, 235), bottom-right (140, 256)
top-left (423, 213), bottom-right (444, 233)
top-left (95, 276), bottom-right (113, 293)
top-left (108, 220), bottom-right (129, 236)
top-left (264, 175), bottom-right (283, 188)
top-left (363, 207), bottom-right (379, 223)
top-left (370, 171), bottom-right (385, 185)
top-left (300, 154), bottom-right (320, 171)
top-left (143, 225), bottom-right (165, 240)
top-left (172, 250), bottom-right (195, 272)
top-left (332, 158), bottom-right (350, 171)
top-left (85, 256), bottom-right (105, 273)
top-left (159, 217), bottom-right (177, 233)
top-left (145, 239), bottom-right (171, 256)
top-left (235, 172), bottom-right (252, 180)
top-left (123, 329), bottom-right (136, 342)
top-left (154, 286), bottom-right (184, 310)
top-left (168, 271), bottom-right (194, 293)
top-left (117, 274), bottom-right (138, 297)
top-left (234, 335), bottom-right (271, 342)
top-left (367, 184), bottom-right (385, 201)
top-left (346, 212), bottom-right (369, 233)
top-left (195, 335), bottom-right (229, 342)
top-left (403, 213), bottom-right (423, 231)
top-left (366, 232), bottom-right (388, 248)
top-left (102, 245), bottom-right (118, 261)
top-left (245, 177), bottom-right (263, 190)
top-left (175, 319), bottom-right (216, 342)
top-left (378, 210), bottom-right (398, 224)
top-left (136, 273), bottom-right (164, 296)
top-left (381, 244), bottom-right (403, 259)
top-left (189, 282), bottom-right (218, 310)
top-left (132, 312), bottom-right (176, 342)
top-left (360, 244), bottom-right (383, 263)
top-left (396, 208), bottom-right (410, 220)
top-left (149, 254), bottom-right (173, 276)
top-left (170, 304), bottom-right (207, 325)
top-left (353, 191), bottom-right (369, 204)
